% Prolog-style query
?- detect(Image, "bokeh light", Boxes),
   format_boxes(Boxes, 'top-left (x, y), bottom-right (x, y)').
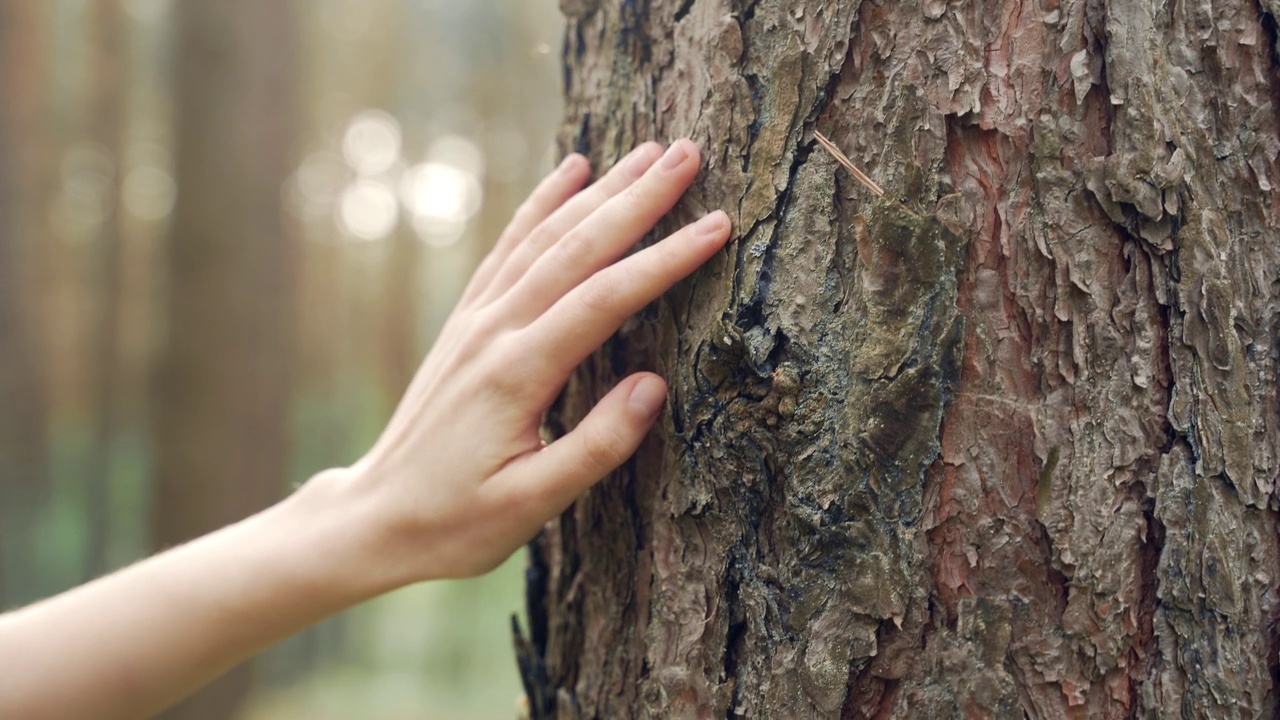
top-left (122, 166), bottom-right (177, 221)
top-left (337, 179), bottom-right (399, 241)
top-left (123, 0), bottom-right (169, 24)
top-left (426, 134), bottom-right (485, 178)
top-left (343, 110), bottom-right (402, 178)
top-left (62, 141), bottom-right (115, 196)
top-left (295, 150), bottom-right (350, 206)
top-left (401, 162), bottom-right (482, 247)
top-left (51, 141), bottom-right (114, 241)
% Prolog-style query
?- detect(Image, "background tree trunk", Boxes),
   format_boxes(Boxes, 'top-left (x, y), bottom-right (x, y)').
top-left (525, 1), bottom-right (1280, 717)
top-left (0, 2), bottom-right (53, 609)
top-left (82, 0), bottom-right (129, 582)
top-left (150, 3), bottom-right (297, 718)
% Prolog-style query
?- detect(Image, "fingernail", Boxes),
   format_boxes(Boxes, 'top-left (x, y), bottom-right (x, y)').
top-left (625, 144), bottom-right (662, 177)
top-left (628, 376), bottom-right (667, 420)
top-left (659, 140), bottom-right (690, 171)
top-left (694, 210), bottom-right (728, 238)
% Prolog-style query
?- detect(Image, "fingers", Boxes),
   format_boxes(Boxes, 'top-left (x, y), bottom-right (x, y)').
top-left (522, 209), bottom-right (731, 379)
top-left (459, 153), bottom-right (591, 307)
top-left (500, 140), bottom-right (702, 322)
top-left (488, 373), bottom-right (667, 519)
top-left (473, 142), bottom-right (666, 307)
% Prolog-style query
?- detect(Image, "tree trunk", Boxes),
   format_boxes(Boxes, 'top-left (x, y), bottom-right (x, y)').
top-left (0, 1), bottom-right (53, 609)
top-left (524, 1), bottom-right (1280, 717)
top-left (150, 3), bottom-right (297, 718)
top-left (82, 0), bottom-right (129, 582)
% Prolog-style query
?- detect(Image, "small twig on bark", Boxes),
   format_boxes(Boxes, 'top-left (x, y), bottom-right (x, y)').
top-left (814, 131), bottom-right (884, 197)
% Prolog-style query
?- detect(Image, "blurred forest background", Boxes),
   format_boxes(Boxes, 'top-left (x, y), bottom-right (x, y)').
top-left (0, 0), bottom-right (565, 717)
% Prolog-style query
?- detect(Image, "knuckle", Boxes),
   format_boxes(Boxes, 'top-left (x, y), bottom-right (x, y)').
top-left (477, 331), bottom-right (552, 399)
top-left (526, 222), bottom-right (563, 256)
top-left (620, 181), bottom-right (650, 208)
top-left (636, 240), bottom-right (684, 288)
top-left (506, 243), bottom-right (541, 277)
top-left (577, 271), bottom-right (619, 313)
top-left (525, 205), bottom-right (575, 249)
top-left (583, 183), bottom-right (615, 209)
top-left (657, 244), bottom-right (688, 280)
top-left (583, 422), bottom-right (628, 471)
top-left (475, 334), bottom-right (527, 392)
top-left (458, 306), bottom-right (503, 352)
top-left (553, 229), bottom-right (590, 262)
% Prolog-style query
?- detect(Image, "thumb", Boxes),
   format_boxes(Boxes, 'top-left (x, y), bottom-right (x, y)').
top-left (495, 373), bottom-right (666, 518)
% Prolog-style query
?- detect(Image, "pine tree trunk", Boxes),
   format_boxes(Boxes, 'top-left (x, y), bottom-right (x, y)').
top-left (150, 3), bottom-right (298, 718)
top-left (524, 1), bottom-right (1280, 717)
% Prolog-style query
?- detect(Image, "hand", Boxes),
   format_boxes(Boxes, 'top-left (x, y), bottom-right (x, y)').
top-left (0, 140), bottom-right (728, 720)
top-left (339, 139), bottom-right (730, 581)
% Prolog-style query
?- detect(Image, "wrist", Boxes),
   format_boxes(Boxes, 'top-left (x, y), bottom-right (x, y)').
top-left (283, 468), bottom-right (418, 596)
top-left (337, 454), bottom-right (519, 583)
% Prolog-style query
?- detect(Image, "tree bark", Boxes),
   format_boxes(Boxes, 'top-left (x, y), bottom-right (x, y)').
top-left (150, 3), bottom-right (298, 718)
top-left (524, 1), bottom-right (1280, 717)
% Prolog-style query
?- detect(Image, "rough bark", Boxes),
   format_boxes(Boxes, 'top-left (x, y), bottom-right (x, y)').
top-left (524, 1), bottom-right (1280, 718)
top-left (150, 3), bottom-right (298, 718)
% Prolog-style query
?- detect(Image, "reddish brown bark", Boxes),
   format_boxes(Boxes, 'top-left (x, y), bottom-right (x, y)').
top-left (525, 1), bottom-right (1280, 717)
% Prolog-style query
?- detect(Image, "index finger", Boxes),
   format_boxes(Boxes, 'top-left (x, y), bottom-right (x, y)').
top-left (520, 210), bottom-right (731, 380)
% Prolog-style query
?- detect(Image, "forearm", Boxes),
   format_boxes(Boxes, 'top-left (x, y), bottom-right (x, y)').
top-left (0, 471), bottom-right (401, 720)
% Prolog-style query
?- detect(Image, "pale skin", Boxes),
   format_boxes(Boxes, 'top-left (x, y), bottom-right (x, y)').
top-left (0, 139), bottom-right (730, 720)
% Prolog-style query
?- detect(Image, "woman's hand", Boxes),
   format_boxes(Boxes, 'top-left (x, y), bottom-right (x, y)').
top-left (0, 140), bottom-right (727, 720)
top-left (337, 138), bottom-right (730, 582)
